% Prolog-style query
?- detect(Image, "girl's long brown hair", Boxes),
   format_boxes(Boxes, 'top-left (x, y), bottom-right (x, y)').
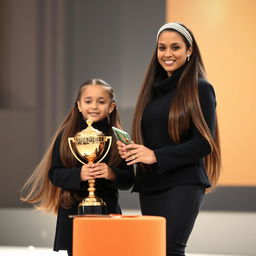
top-left (21, 79), bottom-right (123, 214)
top-left (132, 24), bottom-right (221, 191)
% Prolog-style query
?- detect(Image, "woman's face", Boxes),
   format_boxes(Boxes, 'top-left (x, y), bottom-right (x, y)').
top-left (157, 30), bottom-right (192, 76)
top-left (77, 84), bottom-right (115, 122)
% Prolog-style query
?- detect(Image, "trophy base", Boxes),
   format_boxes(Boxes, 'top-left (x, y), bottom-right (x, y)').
top-left (78, 205), bottom-right (107, 215)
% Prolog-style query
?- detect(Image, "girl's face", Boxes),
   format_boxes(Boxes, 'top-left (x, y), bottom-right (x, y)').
top-left (157, 31), bottom-right (192, 77)
top-left (77, 84), bottom-right (115, 122)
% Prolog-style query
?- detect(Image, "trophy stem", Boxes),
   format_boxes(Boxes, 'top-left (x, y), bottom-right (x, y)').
top-left (88, 179), bottom-right (96, 197)
top-left (78, 163), bottom-right (107, 215)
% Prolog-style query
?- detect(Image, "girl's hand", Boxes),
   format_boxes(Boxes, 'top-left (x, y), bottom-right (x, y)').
top-left (81, 163), bottom-right (115, 181)
top-left (80, 163), bottom-right (96, 181)
top-left (89, 162), bottom-right (115, 181)
top-left (117, 141), bottom-right (157, 166)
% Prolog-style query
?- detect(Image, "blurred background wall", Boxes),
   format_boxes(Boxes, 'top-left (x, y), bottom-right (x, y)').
top-left (1, 0), bottom-right (256, 254)
top-left (0, 0), bottom-right (164, 209)
top-left (167, 0), bottom-right (256, 188)
top-left (165, 0), bottom-right (256, 213)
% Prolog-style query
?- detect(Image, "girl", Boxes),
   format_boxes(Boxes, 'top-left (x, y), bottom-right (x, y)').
top-left (21, 78), bottom-right (135, 256)
top-left (117, 23), bottom-right (221, 256)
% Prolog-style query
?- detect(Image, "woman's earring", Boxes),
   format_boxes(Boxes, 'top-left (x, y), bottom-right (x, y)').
top-left (187, 55), bottom-right (190, 62)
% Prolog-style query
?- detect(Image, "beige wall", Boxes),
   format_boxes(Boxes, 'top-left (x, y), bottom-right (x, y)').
top-left (166, 0), bottom-right (256, 186)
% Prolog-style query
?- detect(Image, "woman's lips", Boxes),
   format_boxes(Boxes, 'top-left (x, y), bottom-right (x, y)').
top-left (164, 60), bottom-right (175, 65)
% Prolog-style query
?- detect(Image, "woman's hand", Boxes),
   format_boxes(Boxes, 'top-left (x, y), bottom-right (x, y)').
top-left (117, 141), bottom-right (157, 166)
top-left (117, 140), bottom-right (128, 158)
top-left (80, 163), bottom-right (115, 181)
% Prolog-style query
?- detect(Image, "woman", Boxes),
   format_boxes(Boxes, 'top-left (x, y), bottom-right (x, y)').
top-left (117, 23), bottom-right (221, 256)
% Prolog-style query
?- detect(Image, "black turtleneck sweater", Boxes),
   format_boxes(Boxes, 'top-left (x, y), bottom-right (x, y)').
top-left (133, 68), bottom-right (216, 193)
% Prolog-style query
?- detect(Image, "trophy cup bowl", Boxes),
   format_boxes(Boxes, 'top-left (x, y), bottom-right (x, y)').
top-left (68, 117), bottom-right (112, 215)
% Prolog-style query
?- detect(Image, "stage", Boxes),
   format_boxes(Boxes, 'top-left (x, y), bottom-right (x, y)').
top-left (0, 209), bottom-right (255, 255)
top-left (0, 246), bottom-right (247, 256)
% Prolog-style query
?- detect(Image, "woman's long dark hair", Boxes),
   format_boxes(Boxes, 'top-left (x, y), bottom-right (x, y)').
top-left (21, 79), bottom-right (123, 213)
top-left (132, 24), bottom-right (221, 191)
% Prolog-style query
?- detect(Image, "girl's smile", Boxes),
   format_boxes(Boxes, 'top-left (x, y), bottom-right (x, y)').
top-left (77, 84), bottom-right (115, 122)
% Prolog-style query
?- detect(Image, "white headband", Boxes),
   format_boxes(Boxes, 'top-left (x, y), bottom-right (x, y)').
top-left (156, 23), bottom-right (193, 46)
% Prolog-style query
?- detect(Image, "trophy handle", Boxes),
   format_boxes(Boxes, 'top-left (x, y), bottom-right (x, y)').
top-left (96, 136), bottom-right (112, 163)
top-left (68, 137), bottom-right (87, 165)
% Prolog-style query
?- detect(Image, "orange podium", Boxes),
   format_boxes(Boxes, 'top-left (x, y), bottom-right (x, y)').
top-left (72, 215), bottom-right (166, 256)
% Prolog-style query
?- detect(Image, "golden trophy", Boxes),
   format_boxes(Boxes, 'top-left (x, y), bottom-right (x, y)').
top-left (68, 117), bottom-right (112, 215)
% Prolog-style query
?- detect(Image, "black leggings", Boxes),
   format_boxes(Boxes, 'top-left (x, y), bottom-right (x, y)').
top-left (139, 185), bottom-right (205, 256)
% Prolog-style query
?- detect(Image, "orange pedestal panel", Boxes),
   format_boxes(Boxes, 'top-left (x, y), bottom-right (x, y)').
top-left (73, 215), bottom-right (166, 256)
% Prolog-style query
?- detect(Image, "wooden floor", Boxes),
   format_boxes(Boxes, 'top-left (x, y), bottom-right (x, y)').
top-left (0, 246), bottom-right (247, 256)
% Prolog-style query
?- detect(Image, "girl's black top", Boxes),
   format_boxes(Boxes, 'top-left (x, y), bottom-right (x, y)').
top-left (48, 118), bottom-right (134, 251)
top-left (133, 67), bottom-right (216, 193)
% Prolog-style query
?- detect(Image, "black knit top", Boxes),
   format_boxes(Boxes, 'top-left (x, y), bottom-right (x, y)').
top-left (48, 118), bottom-right (134, 251)
top-left (133, 68), bottom-right (216, 193)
